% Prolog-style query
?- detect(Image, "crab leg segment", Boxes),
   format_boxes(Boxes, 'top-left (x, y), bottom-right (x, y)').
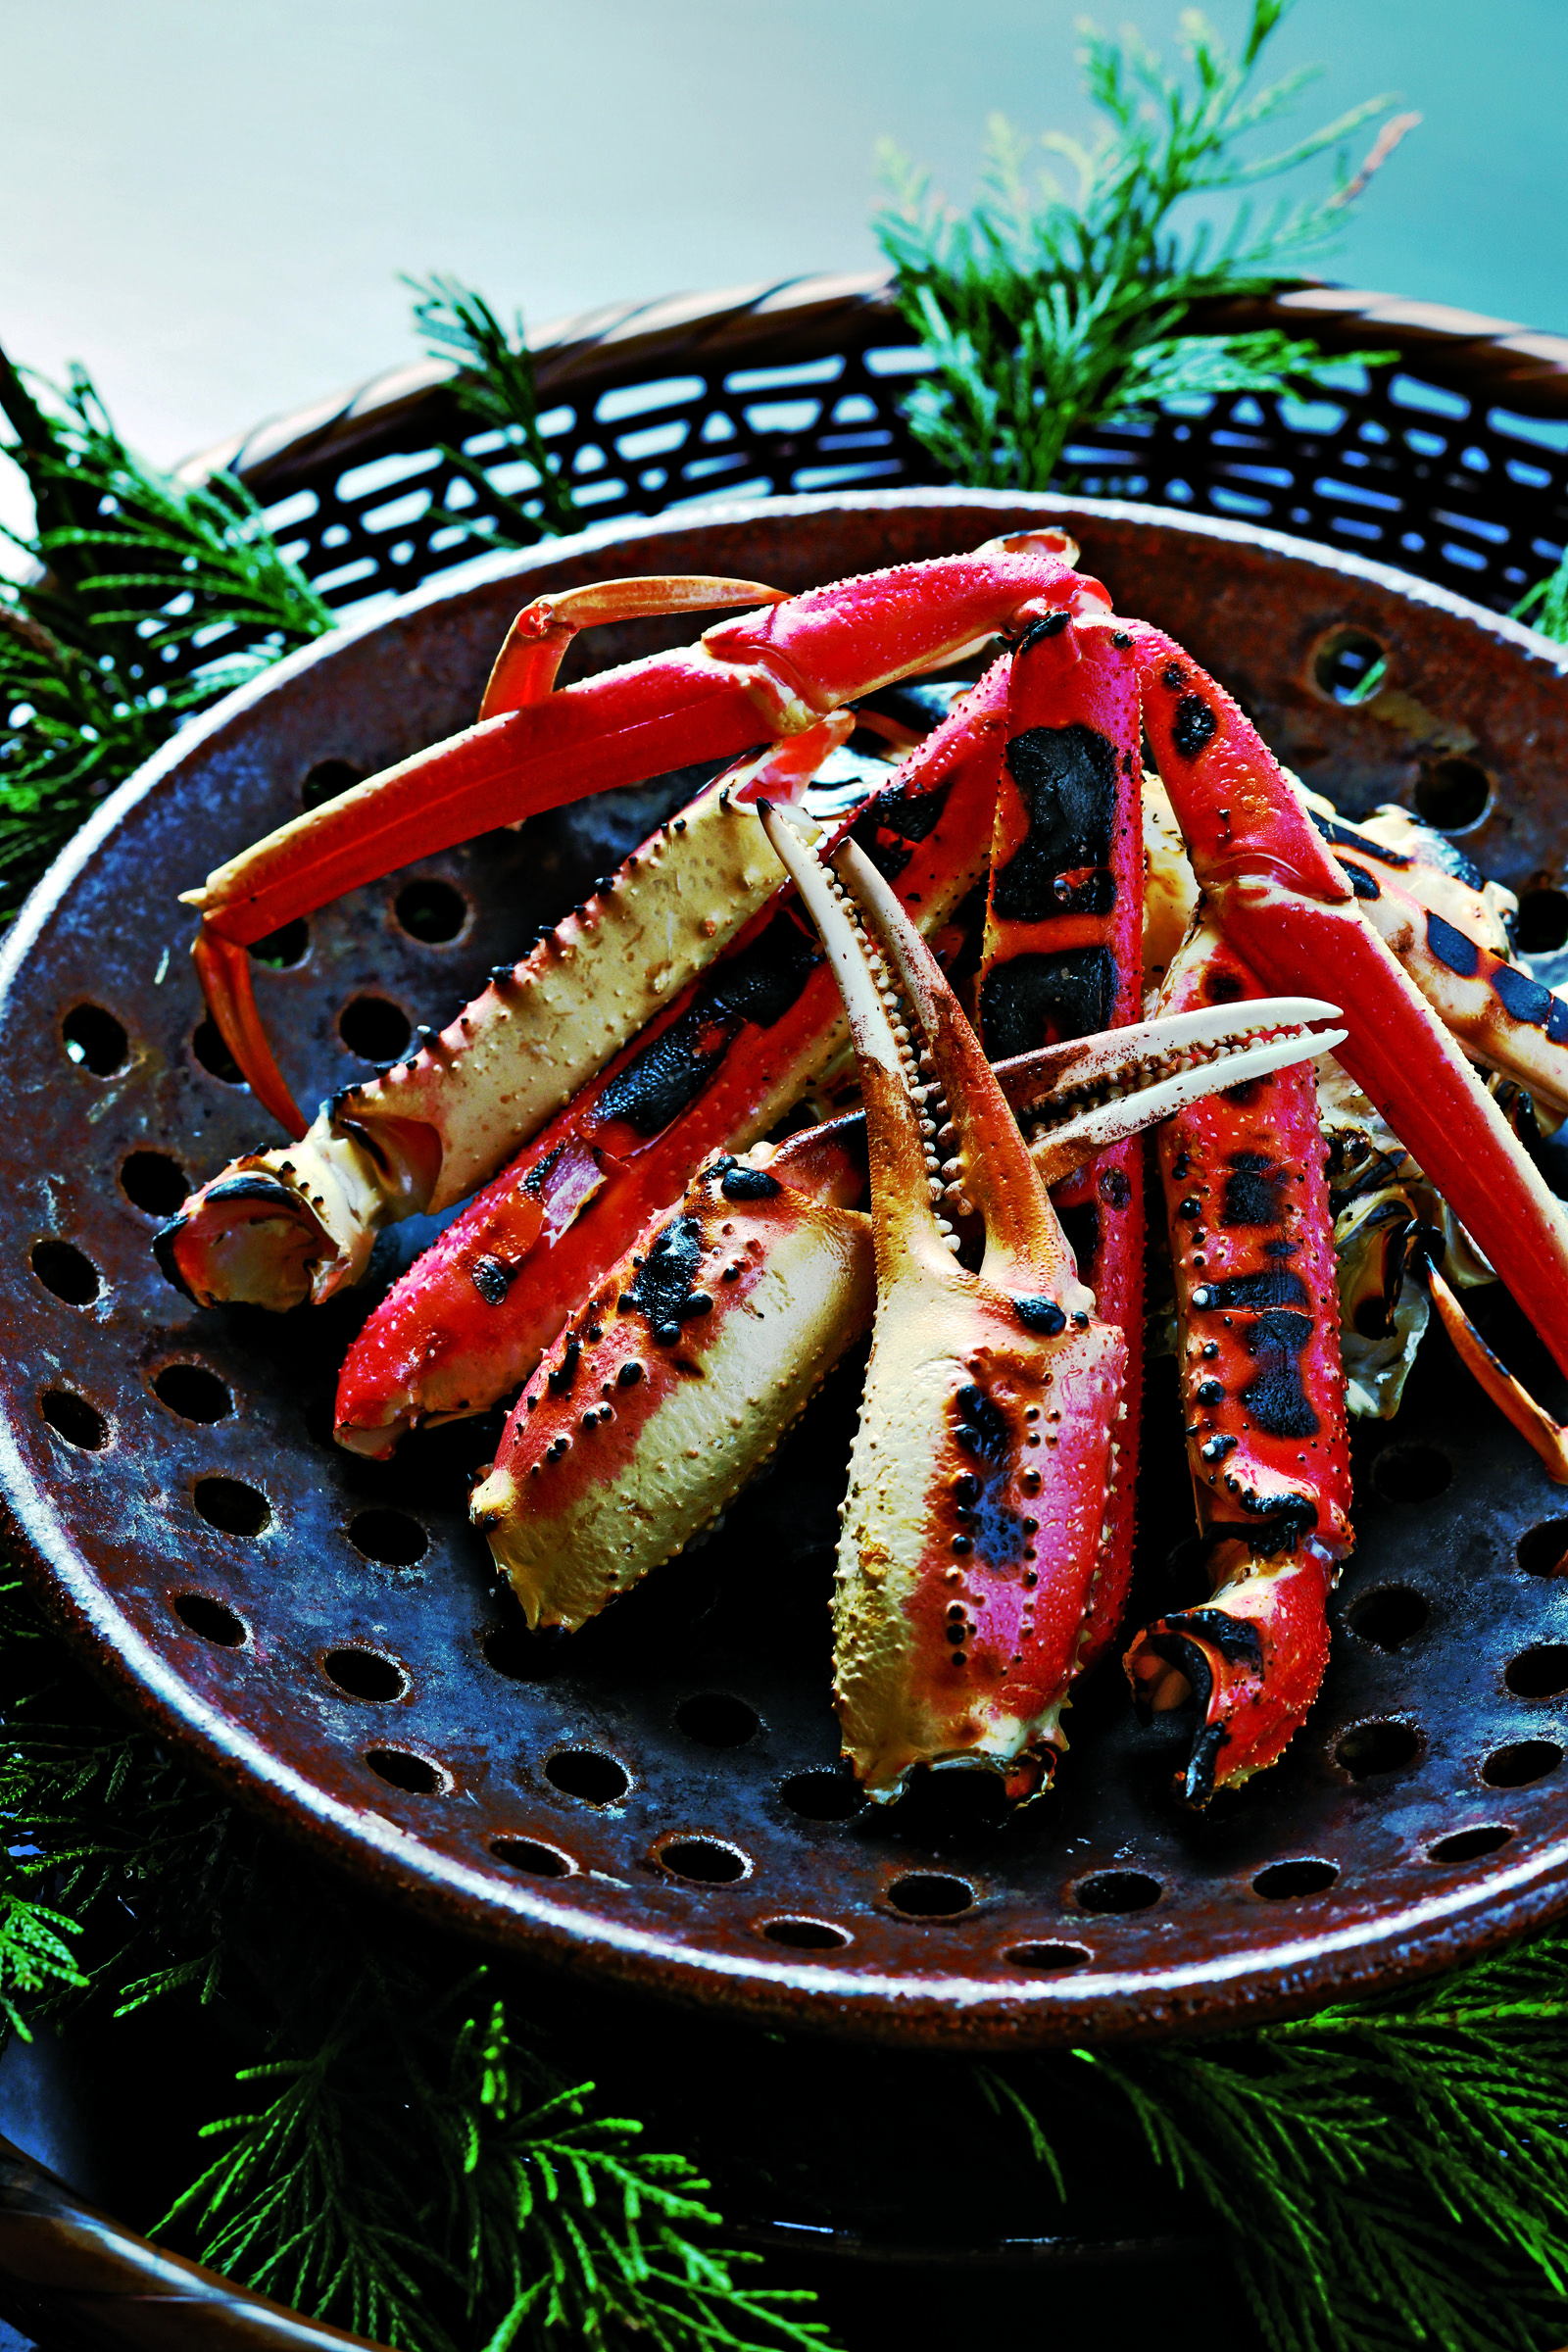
top-left (330, 672), bottom-right (1016, 1453)
top-left (471, 1120), bottom-right (877, 1631)
top-left (977, 608), bottom-right (1147, 1670)
top-left (1124, 919), bottom-right (1351, 1803)
top-left (1131, 625), bottom-right (1568, 1385)
top-left (471, 1003), bottom-right (1337, 1636)
top-left (760, 808), bottom-right (1126, 1802)
top-left (159, 718), bottom-right (858, 1309)
top-left (184, 541), bottom-right (1100, 1132)
top-left (1319, 826), bottom-right (1568, 1118)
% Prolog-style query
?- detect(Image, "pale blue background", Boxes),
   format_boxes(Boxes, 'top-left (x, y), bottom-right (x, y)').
top-left (1, 0), bottom-right (1563, 498)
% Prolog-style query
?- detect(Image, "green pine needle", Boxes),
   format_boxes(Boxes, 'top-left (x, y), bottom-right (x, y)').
top-left (875, 0), bottom-right (1407, 491)
top-left (0, 350), bottom-right (332, 922)
top-left (404, 272), bottom-right (582, 548)
top-left (1515, 548), bottom-right (1568, 645)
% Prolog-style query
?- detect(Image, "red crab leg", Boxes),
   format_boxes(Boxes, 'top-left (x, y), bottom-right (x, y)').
top-left (762, 810), bottom-right (1129, 1802)
top-left (1130, 625), bottom-right (1568, 1384)
top-left (1123, 919), bottom-right (1352, 1804)
top-left (331, 665), bottom-right (1015, 1453)
top-left (1318, 821), bottom-right (1568, 1117)
top-left (185, 541), bottom-right (1101, 1134)
top-left (975, 607), bottom-right (1146, 1670)
top-left (472, 1002), bottom-right (1340, 1637)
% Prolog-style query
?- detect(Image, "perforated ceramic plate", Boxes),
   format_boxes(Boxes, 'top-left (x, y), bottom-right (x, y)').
top-left (7, 491), bottom-right (1568, 2048)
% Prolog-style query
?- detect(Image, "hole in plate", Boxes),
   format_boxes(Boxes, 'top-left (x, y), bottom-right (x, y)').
top-left (1335, 1718), bottom-right (1421, 1779)
top-left (30, 1240), bottom-right (101, 1306)
top-left (41, 1390), bottom-right (108, 1450)
top-left (1515, 886), bottom-right (1568, 955)
top-left (1005, 1941), bottom-right (1091, 1972)
top-left (481, 1621), bottom-right (559, 1680)
top-left (191, 1017), bottom-right (246, 1086)
top-left (349, 1508), bottom-right (427, 1566)
top-left (1346, 1585), bottom-right (1430, 1650)
top-left (152, 1363), bottom-right (232, 1424)
top-left (887, 1872), bottom-right (974, 1920)
top-left (1482, 1740), bottom-right (1562, 1788)
top-left (674, 1691), bottom-right (760, 1747)
top-left (1371, 1444), bottom-right (1451, 1504)
top-left (658, 1837), bottom-right (750, 1885)
top-left (62, 1004), bottom-right (128, 1075)
top-left (395, 879), bottom-right (468, 943)
top-left (172, 1591), bottom-right (248, 1647)
top-left (193, 1477), bottom-right (271, 1537)
top-left (120, 1152), bottom-right (188, 1218)
top-left (779, 1768), bottom-right (867, 1823)
top-left (1430, 1823), bottom-right (1514, 1864)
top-left (250, 916), bottom-right (311, 969)
top-left (1415, 756), bottom-right (1492, 832)
top-left (322, 1646), bottom-right (409, 1703)
top-left (302, 758), bottom-right (364, 810)
top-left (760, 1917), bottom-right (849, 1950)
top-left (1311, 625), bottom-right (1387, 706)
top-left (492, 1836), bottom-right (574, 1878)
top-left (1252, 1858), bottom-right (1339, 1899)
top-left (1505, 1644), bottom-right (1568, 1699)
top-left (365, 1747), bottom-right (449, 1795)
top-left (339, 996), bottom-right (413, 1064)
top-left (1073, 1870), bottom-right (1160, 1915)
top-left (1518, 1519), bottom-right (1568, 1576)
top-left (545, 1749), bottom-right (630, 1805)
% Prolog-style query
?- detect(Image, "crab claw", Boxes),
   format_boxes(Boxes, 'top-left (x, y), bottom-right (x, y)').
top-left (1125, 1540), bottom-right (1335, 1803)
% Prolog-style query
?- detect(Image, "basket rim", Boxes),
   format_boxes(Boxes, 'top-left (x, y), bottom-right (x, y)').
top-left (179, 270), bottom-right (1568, 503)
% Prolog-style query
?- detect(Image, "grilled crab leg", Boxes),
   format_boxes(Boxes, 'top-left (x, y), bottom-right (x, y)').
top-left (1125, 918), bottom-right (1353, 1804)
top-left (184, 541), bottom-right (1097, 1137)
top-left (473, 998), bottom-right (1342, 1635)
top-left (976, 606), bottom-right (1147, 1672)
top-left (1132, 626), bottom-right (1568, 1387)
top-left (757, 806), bottom-right (1338, 1801)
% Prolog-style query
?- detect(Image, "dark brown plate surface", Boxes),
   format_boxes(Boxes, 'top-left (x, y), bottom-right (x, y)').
top-left (6, 489), bottom-right (1568, 2048)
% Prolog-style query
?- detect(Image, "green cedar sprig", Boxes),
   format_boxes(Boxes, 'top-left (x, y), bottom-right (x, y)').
top-left (404, 273), bottom-right (582, 547)
top-left (0, 348), bottom-right (331, 920)
top-left (1516, 549), bottom-right (1568, 644)
top-left (874, 0), bottom-right (1409, 492)
top-left (0, 1581), bottom-right (831, 2352)
top-left (982, 1936), bottom-right (1568, 2352)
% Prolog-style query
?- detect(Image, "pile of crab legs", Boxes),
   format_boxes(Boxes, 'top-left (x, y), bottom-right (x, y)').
top-left (157, 532), bottom-right (1568, 1807)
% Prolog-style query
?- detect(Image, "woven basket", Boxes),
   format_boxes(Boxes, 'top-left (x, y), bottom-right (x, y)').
top-left (7, 272), bottom-right (1568, 2351)
top-left (190, 270), bottom-right (1568, 631)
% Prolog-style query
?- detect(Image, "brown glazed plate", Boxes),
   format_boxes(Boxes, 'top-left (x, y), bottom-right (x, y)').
top-left (6, 488), bottom-right (1568, 2050)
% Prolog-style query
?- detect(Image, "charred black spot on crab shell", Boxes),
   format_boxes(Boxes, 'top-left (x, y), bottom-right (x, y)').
top-left (1192, 1268), bottom-right (1312, 1313)
top-left (718, 1163), bottom-right (782, 1202)
top-left (547, 1335), bottom-right (581, 1397)
top-left (1168, 1607), bottom-right (1266, 1671)
top-left (1342, 861), bottom-right (1381, 901)
top-left (152, 1215), bottom-right (195, 1298)
top-left (950, 1383), bottom-right (1030, 1568)
top-left (1015, 610), bottom-right (1074, 652)
top-left (617, 1216), bottom-right (706, 1347)
top-left (1099, 1164), bottom-right (1133, 1210)
top-left (978, 947), bottom-right (1117, 1058)
top-left (1426, 912), bottom-right (1481, 979)
top-left (846, 772), bottom-right (956, 883)
top-left (1013, 1297), bottom-right (1067, 1336)
top-left (1241, 1307), bottom-right (1325, 1430)
top-left (1491, 959), bottom-right (1559, 1031)
top-left (1219, 1152), bottom-right (1286, 1229)
top-left (1171, 695), bottom-right (1218, 760)
top-left (594, 915), bottom-right (820, 1140)
top-left (992, 722), bottom-right (1119, 925)
top-left (470, 1254), bottom-right (513, 1305)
